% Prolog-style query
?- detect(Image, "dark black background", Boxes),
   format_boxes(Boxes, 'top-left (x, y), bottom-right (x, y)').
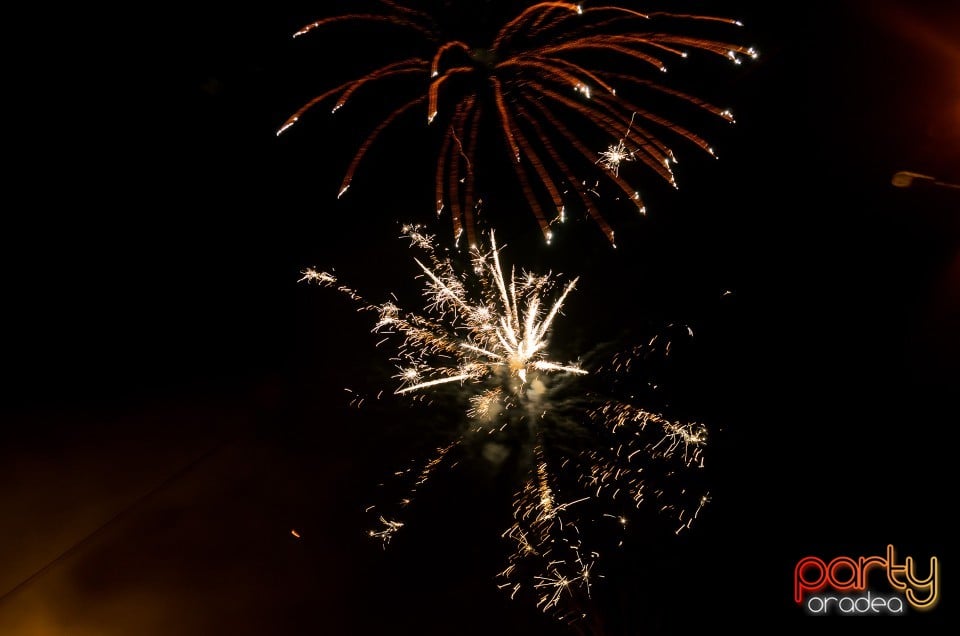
top-left (3, 0), bottom-right (957, 633)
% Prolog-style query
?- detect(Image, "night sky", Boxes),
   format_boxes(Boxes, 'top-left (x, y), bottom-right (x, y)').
top-left (2, 1), bottom-right (957, 634)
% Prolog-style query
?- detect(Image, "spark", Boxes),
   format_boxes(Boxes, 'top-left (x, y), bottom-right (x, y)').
top-left (598, 139), bottom-right (633, 177)
top-left (368, 517), bottom-right (404, 546)
top-left (597, 111), bottom-right (642, 177)
top-left (298, 268), bottom-right (336, 284)
top-left (535, 568), bottom-right (579, 611)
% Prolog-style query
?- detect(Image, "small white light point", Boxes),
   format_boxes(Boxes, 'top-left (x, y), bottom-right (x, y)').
top-left (338, 184), bottom-right (351, 198)
top-left (428, 111), bottom-right (438, 124)
top-left (576, 5), bottom-right (583, 15)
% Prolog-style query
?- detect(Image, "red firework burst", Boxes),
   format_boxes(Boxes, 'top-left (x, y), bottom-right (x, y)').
top-left (279, 1), bottom-right (755, 246)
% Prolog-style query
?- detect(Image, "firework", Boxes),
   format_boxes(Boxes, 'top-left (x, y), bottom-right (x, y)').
top-left (280, 1), bottom-right (755, 246)
top-left (301, 227), bottom-right (708, 621)
top-left (300, 226), bottom-right (586, 402)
